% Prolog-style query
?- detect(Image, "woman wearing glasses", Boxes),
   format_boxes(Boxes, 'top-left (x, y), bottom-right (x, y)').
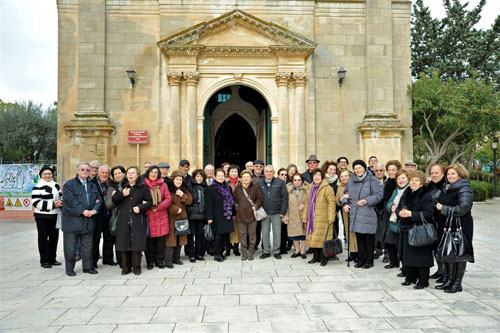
top-left (32, 166), bottom-right (63, 268)
top-left (283, 173), bottom-right (308, 259)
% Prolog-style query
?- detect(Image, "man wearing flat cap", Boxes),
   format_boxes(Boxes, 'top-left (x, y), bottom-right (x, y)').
top-left (302, 155), bottom-right (320, 184)
top-left (405, 161), bottom-right (417, 172)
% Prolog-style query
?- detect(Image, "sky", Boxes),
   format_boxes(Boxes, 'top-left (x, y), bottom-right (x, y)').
top-left (0, 0), bottom-right (498, 108)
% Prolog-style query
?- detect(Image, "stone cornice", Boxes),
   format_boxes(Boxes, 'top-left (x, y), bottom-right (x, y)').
top-left (64, 111), bottom-right (115, 137)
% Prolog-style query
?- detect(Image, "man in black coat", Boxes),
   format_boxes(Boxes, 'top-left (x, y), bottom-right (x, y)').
top-left (257, 165), bottom-right (288, 259)
top-left (302, 155), bottom-right (320, 184)
top-left (62, 162), bottom-right (102, 276)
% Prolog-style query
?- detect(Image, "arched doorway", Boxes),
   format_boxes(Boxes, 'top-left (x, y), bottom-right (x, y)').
top-left (203, 85), bottom-right (271, 170)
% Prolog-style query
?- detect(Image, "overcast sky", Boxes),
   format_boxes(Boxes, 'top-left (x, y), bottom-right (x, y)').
top-left (0, 0), bottom-right (498, 108)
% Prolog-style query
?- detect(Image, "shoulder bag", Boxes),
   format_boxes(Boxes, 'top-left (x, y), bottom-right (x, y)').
top-left (408, 211), bottom-right (438, 247)
top-left (203, 223), bottom-right (214, 241)
top-left (437, 208), bottom-right (473, 263)
top-left (322, 224), bottom-right (343, 258)
top-left (174, 219), bottom-right (190, 235)
top-left (242, 187), bottom-right (267, 221)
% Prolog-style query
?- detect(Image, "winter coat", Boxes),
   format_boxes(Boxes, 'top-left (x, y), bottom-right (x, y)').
top-left (105, 179), bottom-right (122, 234)
top-left (396, 186), bottom-right (434, 268)
top-left (436, 178), bottom-right (474, 262)
top-left (251, 172), bottom-right (264, 185)
top-left (342, 172), bottom-right (383, 235)
top-left (205, 182), bottom-right (235, 235)
top-left (32, 179), bottom-right (62, 220)
top-left (187, 179), bottom-right (207, 221)
top-left (426, 177), bottom-right (446, 244)
top-left (257, 178), bottom-right (289, 216)
top-left (283, 182), bottom-right (308, 238)
top-left (145, 178), bottom-right (172, 238)
top-left (227, 178), bottom-right (240, 243)
top-left (233, 182), bottom-right (264, 223)
top-left (302, 170), bottom-right (313, 184)
top-left (336, 182), bottom-right (357, 252)
top-left (62, 176), bottom-right (102, 234)
top-left (166, 182), bottom-right (193, 247)
top-left (112, 178), bottom-right (152, 251)
top-left (380, 178), bottom-right (398, 245)
top-left (91, 177), bottom-right (111, 218)
top-left (303, 180), bottom-right (335, 248)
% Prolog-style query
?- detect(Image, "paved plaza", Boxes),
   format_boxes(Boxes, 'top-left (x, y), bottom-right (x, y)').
top-left (0, 199), bottom-right (499, 332)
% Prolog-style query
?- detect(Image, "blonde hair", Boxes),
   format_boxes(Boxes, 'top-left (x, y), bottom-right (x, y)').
top-left (446, 163), bottom-right (469, 179)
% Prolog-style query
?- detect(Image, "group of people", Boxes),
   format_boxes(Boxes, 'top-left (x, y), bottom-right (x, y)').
top-left (32, 154), bottom-right (474, 293)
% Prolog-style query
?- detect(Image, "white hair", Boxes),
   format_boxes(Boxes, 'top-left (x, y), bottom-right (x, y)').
top-left (204, 164), bottom-right (214, 171)
top-left (375, 163), bottom-right (385, 169)
top-left (90, 160), bottom-right (100, 166)
top-left (99, 165), bottom-right (111, 173)
top-left (264, 165), bottom-right (274, 172)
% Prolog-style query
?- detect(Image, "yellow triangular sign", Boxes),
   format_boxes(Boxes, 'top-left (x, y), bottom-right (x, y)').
top-left (6, 199), bottom-right (13, 206)
top-left (15, 199), bottom-right (22, 207)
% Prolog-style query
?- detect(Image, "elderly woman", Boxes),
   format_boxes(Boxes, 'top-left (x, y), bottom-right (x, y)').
top-left (286, 164), bottom-right (298, 184)
top-left (283, 173), bottom-right (308, 259)
top-left (435, 163), bottom-right (474, 293)
top-left (165, 170), bottom-right (193, 268)
top-left (385, 168), bottom-right (408, 270)
top-left (186, 169), bottom-right (208, 263)
top-left (302, 168), bottom-right (335, 266)
top-left (233, 170), bottom-right (264, 260)
top-left (396, 170), bottom-right (435, 289)
top-left (112, 166), bottom-right (152, 275)
top-left (144, 166), bottom-right (172, 270)
top-left (342, 160), bottom-right (383, 269)
top-left (32, 166), bottom-right (62, 268)
top-left (105, 165), bottom-right (126, 267)
top-left (336, 169), bottom-right (357, 262)
top-left (205, 168), bottom-right (235, 262)
top-left (426, 163), bottom-right (447, 282)
top-left (226, 165), bottom-right (241, 257)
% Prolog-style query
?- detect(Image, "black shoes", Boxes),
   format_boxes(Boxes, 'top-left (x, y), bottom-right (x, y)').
top-left (274, 254), bottom-right (282, 260)
top-left (189, 257), bottom-right (196, 263)
top-left (147, 263), bottom-right (154, 270)
top-left (52, 260), bottom-right (62, 266)
top-left (308, 259), bottom-right (319, 264)
top-left (195, 256), bottom-right (205, 261)
top-left (66, 270), bottom-right (76, 277)
top-left (260, 253), bottom-right (271, 259)
top-left (291, 253), bottom-right (300, 258)
top-left (362, 264), bottom-right (373, 269)
top-left (397, 272), bottom-right (405, 277)
top-left (166, 264), bottom-right (174, 269)
top-left (414, 283), bottom-right (429, 289)
top-left (301, 254), bottom-right (307, 259)
top-left (158, 263), bottom-right (165, 269)
top-left (234, 246), bottom-right (241, 256)
top-left (429, 271), bottom-right (442, 279)
top-left (401, 281), bottom-right (415, 286)
top-left (384, 264), bottom-right (397, 269)
top-left (215, 256), bottom-right (224, 262)
top-left (354, 262), bottom-right (365, 268)
top-left (83, 269), bottom-right (98, 274)
top-left (436, 276), bottom-right (447, 284)
top-left (320, 260), bottom-right (327, 267)
top-left (41, 263), bottom-right (52, 269)
top-left (174, 260), bottom-right (183, 265)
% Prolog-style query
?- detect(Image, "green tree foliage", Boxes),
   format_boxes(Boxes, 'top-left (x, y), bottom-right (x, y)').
top-left (0, 100), bottom-right (57, 162)
top-left (412, 0), bottom-right (500, 86)
top-left (410, 73), bottom-right (500, 173)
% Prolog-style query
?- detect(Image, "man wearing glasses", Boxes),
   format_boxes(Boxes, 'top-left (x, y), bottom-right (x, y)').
top-left (61, 162), bottom-right (102, 276)
top-left (89, 160), bottom-right (100, 180)
top-left (373, 163), bottom-right (386, 260)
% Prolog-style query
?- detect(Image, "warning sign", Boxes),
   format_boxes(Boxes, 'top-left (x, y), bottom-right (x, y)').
top-left (15, 199), bottom-right (22, 207)
top-left (6, 199), bottom-right (13, 206)
top-left (23, 199), bottom-right (30, 207)
top-left (3, 196), bottom-right (33, 211)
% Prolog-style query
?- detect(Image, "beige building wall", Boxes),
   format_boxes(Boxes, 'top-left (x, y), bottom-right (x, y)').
top-left (57, 0), bottom-right (412, 181)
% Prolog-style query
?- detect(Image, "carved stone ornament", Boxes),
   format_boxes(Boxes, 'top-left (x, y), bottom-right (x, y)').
top-left (185, 71), bottom-right (200, 85)
top-left (275, 72), bottom-right (291, 86)
top-left (357, 114), bottom-right (405, 133)
top-left (167, 71), bottom-right (183, 85)
top-left (292, 72), bottom-right (309, 86)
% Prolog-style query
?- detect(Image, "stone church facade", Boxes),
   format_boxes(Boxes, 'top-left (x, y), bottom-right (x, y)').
top-left (57, 0), bottom-right (412, 180)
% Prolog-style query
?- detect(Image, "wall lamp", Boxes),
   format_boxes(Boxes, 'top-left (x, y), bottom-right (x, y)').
top-left (338, 67), bottom-right (346, 88)
top-left (126, 68), bottom-right (136, 87)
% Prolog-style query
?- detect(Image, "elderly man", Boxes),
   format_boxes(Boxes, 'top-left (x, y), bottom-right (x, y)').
top-left (204, 164), bottom-right (215, 186)
top-left (62, 162), bottom-right (102, 276)
top-left (373, 163), bottom-right (386, 260)
top-left (405, 161), bottom-right (417, 172)
top-left (89, 160), bottom-right (100, 180)
top-left (252, 160), bottom-right (265, 185)
top-left (257, 165), bottom-right (288, 259)
top-left (91, 165), bottom-right (117, 268)
top-left (302, 155), bottom-right (320, 183)
top-left (245, 161), bottom-right (254, 171)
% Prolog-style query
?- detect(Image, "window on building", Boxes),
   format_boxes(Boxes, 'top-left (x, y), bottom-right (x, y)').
top-left (217, 94), bottom-right (231, 102)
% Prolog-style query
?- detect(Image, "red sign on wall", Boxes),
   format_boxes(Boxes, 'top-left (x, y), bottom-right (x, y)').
top-left (128, 130), bottom-right (148, 144)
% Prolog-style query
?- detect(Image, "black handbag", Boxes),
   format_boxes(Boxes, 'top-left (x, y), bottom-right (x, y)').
top-left (203, 223), bottom-right (214, 241)
top-left (437, 209), bottom-right (473, 263)
top-left (408, 212), bottom-right (438, 247)
top-left (174, 219), bottom-right (190, 235)
top-left (322, 224), bottom-right (343, 258)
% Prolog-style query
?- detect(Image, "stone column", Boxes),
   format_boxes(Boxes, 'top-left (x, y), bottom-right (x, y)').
top-left (271, 117), bottom-right (279, 168)
top-left (167, 71), bottom-right (183, 165)
top-left (293, 72), bottom-right (308, 167)
top-left (185, 71), bottom-right (199, 167)
top-left (275, 72), bottom-right (291, 167)
top-left (159, 56), bottom-right (169, 160)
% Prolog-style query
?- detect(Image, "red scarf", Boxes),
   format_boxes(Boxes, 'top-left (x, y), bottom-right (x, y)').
top-left (228, 176), bottom-right (239, 188)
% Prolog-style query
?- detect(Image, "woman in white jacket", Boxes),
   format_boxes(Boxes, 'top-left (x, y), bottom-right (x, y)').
top-left (31, 166), bottom-right (63, 268)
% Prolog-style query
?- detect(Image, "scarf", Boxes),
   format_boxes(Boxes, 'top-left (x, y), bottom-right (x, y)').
top-left (293, 185), bottom-right (303, 197)
top-left (325, 173), bottom-right (338, 184)
top-left (389, 184), bottom-right (409, 222)
top-left (213, 181), bottom-right (234, 220)
top-left (145, 178), bottom-right (163, 208)
top-left (228, 176), bottom-right (239, 188)
top-left (306, 182), bottom-right (321, 234)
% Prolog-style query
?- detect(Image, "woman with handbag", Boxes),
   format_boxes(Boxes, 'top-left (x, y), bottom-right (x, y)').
top-left (105, 165), bottom-right (126, 268)
top-left (112, 166), bottom-right (152, 275)
top-left (435, 163), bottom-right (474, 293)
top-left (233, 170), bottom-right (264, 260)
top-left (302, 168), bottom-right (335, 266)
top-left (165, 170), bottom-right (193, 269)
top-left (205, 168), bottom-right (235, 262)
top-left (336, 169), bottom-right (357, 262)
top-left (226, 165), bottom-right (241, 257)
top-left (283, 173), bottom-right (308, 259)
top-left (395, 170), bottom-right (435, 289)
top-left (144, 166), bottom-right (172, 270)
top-left (385, 169), bottom-right (408, 271)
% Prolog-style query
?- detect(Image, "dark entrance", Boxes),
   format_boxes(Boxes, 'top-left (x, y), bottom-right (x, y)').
top-left (214, 114), bottom-right (256, 169)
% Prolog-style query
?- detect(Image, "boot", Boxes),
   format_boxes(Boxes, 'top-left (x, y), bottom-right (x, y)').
top-left (241, 249), bottom-right (248, 261)
top-left (224, 243), bottom-right (231, 257)
top-left (248, 249), bottom-right (255, 261)
top-left (233, 244), bottom-right (241, 256)
top-left (435, 263), bottom-right (455, 290)
top-left (445, 262), bottom-right (466, 293)
top-left (435, 261), bottom-right (447, 283)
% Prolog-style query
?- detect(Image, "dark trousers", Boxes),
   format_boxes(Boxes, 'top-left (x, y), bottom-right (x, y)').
top-left (356, 233), bottom-right (375, 265)
top-left (386, 243), bottom-right (399, 266)
top-left (405, 266), bottom-right (430, 286)
top-left (238, 221), bottom-right (257, 254)
top-left (121, 251), bottom-right (141, 273)
top-left (146, 236), bottom-right (166, 265)
top-left (214, 233), bottom-right (229, 256)
top-left (254, 221), bottom-right (262, 250)
top-left (92, 217), bottom-right (114, 266)
top-left (279, 222), bottom-right (290, 253)
top-left (186, 220), bottom-right (205, 258)
top-left (64, 232), bottom-right (93, 272)
top-left (164, 245), bottom-right (181, 265)
top-left (35, 216), bottom-right (59, 265)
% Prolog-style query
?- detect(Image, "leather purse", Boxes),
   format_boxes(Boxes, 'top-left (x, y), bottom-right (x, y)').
top-left (242, 187), bottom-right (268, 221)
top-left (174, 219), bottom-right (190, 235)
top-left (322, 224), bottom-right (343, 258)
top-left (203, 223), bottom-right (214, 241)
top-left (408, 212), bottom-right (438, 247)
top-left (437, 209), bottom-right (473, 263)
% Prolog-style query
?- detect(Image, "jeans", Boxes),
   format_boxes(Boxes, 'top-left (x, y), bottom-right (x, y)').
top-left (261, 214), bottom-right (282, 255)
top-left (64, 232), bottom-right (93, 272)
top-left (35, 216), bottom-right (59, 264)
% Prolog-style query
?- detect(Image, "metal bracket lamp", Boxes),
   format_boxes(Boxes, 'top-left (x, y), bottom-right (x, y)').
top-left (338, 67), bottom-right (346, 88)
top-left (126, 68), bottom-right (136, 87)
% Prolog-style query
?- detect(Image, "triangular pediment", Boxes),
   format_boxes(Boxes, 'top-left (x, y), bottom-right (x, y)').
top-left (157, 10), bottom-right (317, 57)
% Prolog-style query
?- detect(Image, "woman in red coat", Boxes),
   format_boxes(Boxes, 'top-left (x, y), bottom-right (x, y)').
top-left (144, 166), bottom-right (172, 269)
